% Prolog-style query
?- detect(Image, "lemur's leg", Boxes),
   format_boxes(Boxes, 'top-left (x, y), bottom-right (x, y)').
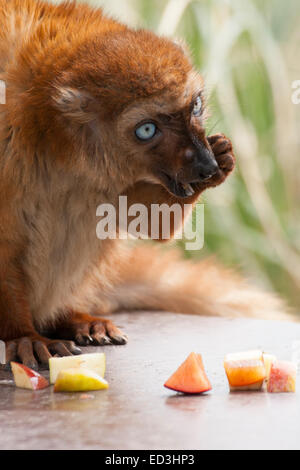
top-left (0, 249), bottom-right (81, 369)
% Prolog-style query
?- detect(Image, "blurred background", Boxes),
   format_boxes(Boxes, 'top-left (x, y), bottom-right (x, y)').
top-left (57, 0), bottom-right (300, 310)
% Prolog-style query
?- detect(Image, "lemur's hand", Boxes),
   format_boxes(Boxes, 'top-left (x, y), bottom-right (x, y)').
top-left (205, 133), bottom-right (235, 188)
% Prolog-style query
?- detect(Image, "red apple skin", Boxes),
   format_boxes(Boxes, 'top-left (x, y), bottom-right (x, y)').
top-left (11, 362), bottom-right (49, 390)
top-left (267, 361), bottom-right (296, 393)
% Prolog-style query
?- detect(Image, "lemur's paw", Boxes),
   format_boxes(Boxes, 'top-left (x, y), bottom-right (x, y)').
top-left (207, 133), bottom-right (235, 186)
top-left (74, 318), bottom-right (128, 346)
top-left (52, 312), bottom-right (128, 347)
top-left (3, 336), bottom-right (82, 370)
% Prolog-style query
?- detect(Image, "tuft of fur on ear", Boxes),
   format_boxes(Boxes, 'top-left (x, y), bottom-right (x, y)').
top-left (53, 87), bottom-right (96, 124)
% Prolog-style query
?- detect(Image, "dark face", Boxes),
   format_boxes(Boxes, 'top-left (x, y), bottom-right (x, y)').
top-left (142, 101), bottom-right (218, 198)
top-left (117, 74), bottom-right (219, 198)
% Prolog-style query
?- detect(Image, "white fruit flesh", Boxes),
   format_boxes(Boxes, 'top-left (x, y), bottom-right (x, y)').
top-left (11, 362), bottom-right (49, 390)
top-left (225, 350), bottom-right (263, 363)
top-left (262, 353), bottom-right (276, 382)
top-left (49, 353), bottom-right (105, 384)
top-left (11, 364), bottom-right (34, 389)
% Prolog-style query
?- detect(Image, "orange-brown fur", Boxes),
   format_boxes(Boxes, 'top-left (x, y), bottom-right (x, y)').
top-left (0, 0), bottom-right (290, 367)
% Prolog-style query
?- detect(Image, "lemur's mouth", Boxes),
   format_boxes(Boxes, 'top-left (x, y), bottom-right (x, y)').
top-left (160, 172), bottom-right (198, 199)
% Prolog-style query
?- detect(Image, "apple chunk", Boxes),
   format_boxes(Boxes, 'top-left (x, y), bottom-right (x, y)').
top-left (54, 368), bottom-right (109, 392)
top-left (11, 362), bottom-right (49, 390)
top-left (224, 350), bottom-right (266, 391)
top-left (49, 353), bottom-right (105, 384)
top-left (267, 361), bottom-right (297, 393)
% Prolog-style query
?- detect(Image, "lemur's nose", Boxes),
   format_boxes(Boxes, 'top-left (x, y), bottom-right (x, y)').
top-left (185, 146), bottom-right (218, 181)
top-left (198, 159), bottom-right (219, 180)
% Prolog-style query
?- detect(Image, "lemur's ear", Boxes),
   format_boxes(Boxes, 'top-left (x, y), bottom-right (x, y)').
top-left (53, 87), bottom-right (96, 123)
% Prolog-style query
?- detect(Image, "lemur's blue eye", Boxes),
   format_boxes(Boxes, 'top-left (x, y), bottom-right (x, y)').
top-left (135, 122), bottom-right (157, 141)
top-left (193, 96), bottom-right (202, 116)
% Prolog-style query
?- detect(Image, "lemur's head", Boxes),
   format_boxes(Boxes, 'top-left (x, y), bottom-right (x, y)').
top-left (53, 29), bottom-right (218, 197)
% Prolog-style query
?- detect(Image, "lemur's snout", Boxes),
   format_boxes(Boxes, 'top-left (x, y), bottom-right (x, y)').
top-left (184, 145), bottom-right (219, 183)
top-left (196, 149), bottom-right (219, 181)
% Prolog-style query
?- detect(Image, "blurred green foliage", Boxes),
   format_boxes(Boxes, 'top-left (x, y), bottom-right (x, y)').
top-left (60, 0), bottom-right (300, 310)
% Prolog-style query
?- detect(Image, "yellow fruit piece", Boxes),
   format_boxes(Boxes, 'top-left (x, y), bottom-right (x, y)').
top-left (54, 368), bottom-right (109, 392)
top-left (224, 350), bottom-right (266, 390)
top-left (49, 353), bottom-right (105, 384)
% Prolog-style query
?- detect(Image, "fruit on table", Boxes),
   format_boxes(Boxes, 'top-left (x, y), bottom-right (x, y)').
top-left (11, 362), bottom-right (49, 390)
top-left (54, 368), bottom-right (109, 392)
top-left (49, 352), bottom-right (105, 384)
top-left (262, 353), bottom-right (277, 383)
top-left (164, 352), bottom-right (212, 394)
top-left (267, 360), bottom-right (297, 393)
top-left (224, 350), bottom-right (266, 391)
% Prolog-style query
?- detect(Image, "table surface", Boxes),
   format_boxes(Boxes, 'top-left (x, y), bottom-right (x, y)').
top-left (0, 312), bottom-right (300, 450)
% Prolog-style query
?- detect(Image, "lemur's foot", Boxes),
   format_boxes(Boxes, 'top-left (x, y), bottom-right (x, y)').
top-left (3, 336), bottom-right (81, 370)
top-left (50, 312), bottom-right (128, 347)
top-left (206, 133), bottom-right (235, 186)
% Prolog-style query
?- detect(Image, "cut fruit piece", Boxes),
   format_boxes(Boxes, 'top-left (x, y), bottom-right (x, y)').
top-left (11, 362), bottom-right (49, 390)
top-left (224, 350), bottom-right (266, 391)
top-left (49, 353), bottom-right (105, 384)
top-left (54, 368), bottom-right (109, 392)
top-left (164, 352), bottom-right (212, 394)
top-left (229, 381), bottom-right (265, 392)
top-left (267, 361), bottom-right (297, 393)
top-left (263, 353), bottom-right (277, 383)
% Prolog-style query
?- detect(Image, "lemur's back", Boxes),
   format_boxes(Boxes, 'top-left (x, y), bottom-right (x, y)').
top-left (0, 0), bottom-right (46, 73)
top-left (0, 0), bottom-right (124, 75)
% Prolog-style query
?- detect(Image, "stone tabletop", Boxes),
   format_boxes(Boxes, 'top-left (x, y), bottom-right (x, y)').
top-left (0, 312), bottom-right (299, 450)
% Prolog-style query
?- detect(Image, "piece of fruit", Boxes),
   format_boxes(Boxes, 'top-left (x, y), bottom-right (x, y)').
top-left (263, 353), bottom-right (276, 383)
top-left (267, 360), bottom-right (297, 393)
top-left (11, 362), bottom-right (49, 390)
top-left (49, 352), bottom-right (105, 384)
top-left (54, 368), bottom-right (109, 392)
top-left (224, 350), bottom-right (266, 391)
top-left (164, 352), bottom-right (212, 394)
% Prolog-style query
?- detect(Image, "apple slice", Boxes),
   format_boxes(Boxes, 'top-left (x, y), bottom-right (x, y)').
top-left (267, 360), bottom-right (297, 393)
top-left (11, 362), bottom-right (49, 390)
top-left (164, 352), bottom-right (212, 394)
top-left (224, 350), bottom-right (266, 391)
top-left (49, 352), bottom-right (105, 384)
top-left (54, 368), bottom-right (109, 392)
